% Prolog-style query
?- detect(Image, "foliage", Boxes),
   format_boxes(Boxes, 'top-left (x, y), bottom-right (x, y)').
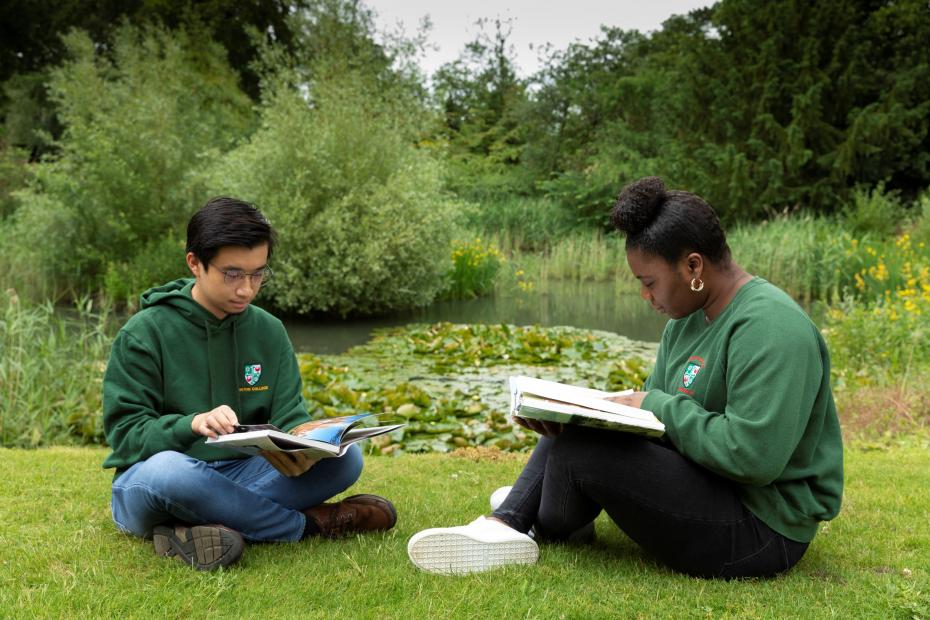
top-left (102, 235), bottom-right (190, 312)
top-left (2, 71), bottom-right (61, 159)
top-left (915, 192), bottom-right (930, 247)
top-left (441, 238), bottom-right (503, 300)
top-left (431, 18), bottom-right (531, 198)
top-left (728, 214), bottom-right (869, 304)
top-left (293, 322), bottom-right (659, 456)
top-left (461, 195), bottom-right (579, 251)
top-left (4, 23), bottom-right (252, 299)
top-left (842, 182), bottom-right (908, 238)
top-left (538, 231), bottom-right (630, 282)
top-left (520, 0), bottom-right (930, 221)
top-left (206, 64), bottom-right (457, 316)
top-left (396, 322), bottom-right (641, 373)
top-left (0, 140), bottom-right (28, 219)
top-left (0, 291), bottom-right (113, 448)
top-left (0, 0), bottom-right (309, 98)
top-left (824, 230), bottom-right (930, 386)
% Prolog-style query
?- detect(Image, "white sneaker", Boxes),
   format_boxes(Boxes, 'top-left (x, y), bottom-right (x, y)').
top-left (407, 516), bottom-right (539, 575)
top-left (489, 486), bottom-right (513, 511)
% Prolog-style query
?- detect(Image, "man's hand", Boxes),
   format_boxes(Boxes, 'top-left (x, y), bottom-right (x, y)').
top-left (191, 405), bottom-right (239, 438)
top-left (260, 451), bottom-right (320, 477)
top-left (513, 416), bottom-right (563, 438)
top-left (604, 391), bottom-right (649, 408)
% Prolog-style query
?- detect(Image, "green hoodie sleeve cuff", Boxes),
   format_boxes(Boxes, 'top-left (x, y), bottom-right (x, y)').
top-left (171, 413), bottom-right (199, 445)
top-left (642, 390), bottom-right (672, 419)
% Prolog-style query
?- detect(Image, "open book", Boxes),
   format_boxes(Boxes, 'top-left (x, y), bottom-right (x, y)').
top-left (205, 413), bottom-right (404, 458)
top-left (509, 376), bottom-right (665, 437)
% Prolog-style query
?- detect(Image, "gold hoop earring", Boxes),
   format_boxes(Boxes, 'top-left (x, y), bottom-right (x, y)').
top-left (690, 277), bottom-right (704, 292)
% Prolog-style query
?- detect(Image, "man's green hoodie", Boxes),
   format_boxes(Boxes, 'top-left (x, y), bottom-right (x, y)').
top-left (102, 279), bottom-right (311, 472)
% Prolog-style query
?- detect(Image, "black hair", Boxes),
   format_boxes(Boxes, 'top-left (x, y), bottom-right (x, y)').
top-left (610, 176), bottom-right (731, 265)
top-left (186, 197), bottom-right (277, 268)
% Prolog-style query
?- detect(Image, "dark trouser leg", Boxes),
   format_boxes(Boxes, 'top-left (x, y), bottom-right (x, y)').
top-left (490, 436), bottom-right (553, 533)
top-left (514, 426), bottom-right (808, 578)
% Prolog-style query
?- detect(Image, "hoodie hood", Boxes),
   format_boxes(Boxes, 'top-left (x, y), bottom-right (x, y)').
top-left (140, 278), bottom-right (247, 328)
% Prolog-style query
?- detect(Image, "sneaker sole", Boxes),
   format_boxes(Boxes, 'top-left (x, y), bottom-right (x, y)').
top-left (407, 530), bottom-right (539, 575)
top-left (153, 525), bottom-right (244, 571)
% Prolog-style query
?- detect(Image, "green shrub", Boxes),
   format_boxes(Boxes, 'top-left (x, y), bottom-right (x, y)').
top-left (205, 71), bottom-right (459, 316)
top-left (103, 235), bottom-right (189, 311)
top-left (5, 23), bottom-right (252, 297)
top-left (842, 182), bottom-right (906, 238)
top-left (0, 142), bottom-right (29, 220)
top-left (0, 291), bottom-right (113, 447)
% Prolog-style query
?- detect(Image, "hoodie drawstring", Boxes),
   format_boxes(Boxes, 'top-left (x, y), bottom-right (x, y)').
top-left (234, 320), bottom-right (242, 415)
top-left (205, 320), bottom-right (216, 408)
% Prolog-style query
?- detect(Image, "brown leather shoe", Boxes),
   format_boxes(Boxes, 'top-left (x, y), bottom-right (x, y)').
top-left (303, 494), bottom-right (397, 538)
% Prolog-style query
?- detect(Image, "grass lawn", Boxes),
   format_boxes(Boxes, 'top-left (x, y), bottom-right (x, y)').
top-left (1, 443), bottom-right (928, 619)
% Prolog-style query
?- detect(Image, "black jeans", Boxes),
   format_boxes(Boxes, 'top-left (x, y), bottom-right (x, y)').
top-left (492, 426), bottom-right (809, 579)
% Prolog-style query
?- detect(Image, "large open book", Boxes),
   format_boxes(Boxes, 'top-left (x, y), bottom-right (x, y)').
top-left (205, 413), bottom-right (404, 458)
top-left (509, 376), bottom-right (665, 437)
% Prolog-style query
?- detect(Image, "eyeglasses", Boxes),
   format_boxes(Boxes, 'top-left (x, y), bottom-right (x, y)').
top-left (215, 267), bottom-right (273, 287)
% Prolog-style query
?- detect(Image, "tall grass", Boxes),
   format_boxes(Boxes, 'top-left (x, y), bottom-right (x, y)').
top-left (0, 290), bottom-right (114, 447)
top-left (465, 195), bottom-right (579, 251)
top-left (497, 215), bottom-right (865, 296)
top-left (727, 215), bottom-right (869, 304)
top-left (495, 231), bottom-right (632, 286)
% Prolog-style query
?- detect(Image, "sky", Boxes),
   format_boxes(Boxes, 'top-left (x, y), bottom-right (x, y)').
top-left (364, 0), bottom-right (713, 78)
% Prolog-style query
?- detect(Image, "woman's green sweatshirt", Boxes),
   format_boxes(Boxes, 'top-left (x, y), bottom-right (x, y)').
top-left (641, 277), bottom-right (843, 543)
top-left (102, 279), bottom-right (311, 472)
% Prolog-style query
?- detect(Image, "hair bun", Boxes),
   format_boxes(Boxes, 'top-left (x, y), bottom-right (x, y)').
top-left (610, 176), bottom-right (668, 236)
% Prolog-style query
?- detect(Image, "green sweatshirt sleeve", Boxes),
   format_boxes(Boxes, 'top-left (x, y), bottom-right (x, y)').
top-left (269, 335), bottom-right (313, 433)
top-left (643, 316), bottom-right (823, 486)
top-left (102, 330), bottom-right (200, 469)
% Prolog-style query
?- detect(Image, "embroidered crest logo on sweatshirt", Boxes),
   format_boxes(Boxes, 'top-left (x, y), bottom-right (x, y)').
top-left (679, 356), bottom-right (704, 395)
top-left (244, 364), bottom-right (262, 386)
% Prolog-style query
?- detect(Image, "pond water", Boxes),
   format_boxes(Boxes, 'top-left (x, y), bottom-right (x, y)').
top-left (283, 280), bottom-right (668, 354)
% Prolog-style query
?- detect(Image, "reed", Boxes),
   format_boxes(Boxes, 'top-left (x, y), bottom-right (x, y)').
top-left (0, 290), bottom-right (113, 447)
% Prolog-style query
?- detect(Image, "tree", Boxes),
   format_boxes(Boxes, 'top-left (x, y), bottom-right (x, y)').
top-left (3, 23), bottom-right (253, 298)
top-left (431, 19), bottom-right (530, 197)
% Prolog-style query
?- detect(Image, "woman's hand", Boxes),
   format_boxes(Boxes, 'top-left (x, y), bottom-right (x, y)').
top-left (513, 416), bottom-right (563, 438)
top-left (604, 391), bottom-right (649, 408)
top-left (260, 450), bottom-right (320, 477)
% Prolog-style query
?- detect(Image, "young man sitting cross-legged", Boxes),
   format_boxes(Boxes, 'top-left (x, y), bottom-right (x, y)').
top-left (102, 197), bottom-right (396, 570)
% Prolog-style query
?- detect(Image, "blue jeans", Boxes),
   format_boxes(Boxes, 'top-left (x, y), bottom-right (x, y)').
top-left (111, 446), bottom-right (364, 543)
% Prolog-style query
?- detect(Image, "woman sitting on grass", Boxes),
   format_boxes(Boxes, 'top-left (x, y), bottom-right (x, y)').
top-left (407, 176), bottom-right (844, 578)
